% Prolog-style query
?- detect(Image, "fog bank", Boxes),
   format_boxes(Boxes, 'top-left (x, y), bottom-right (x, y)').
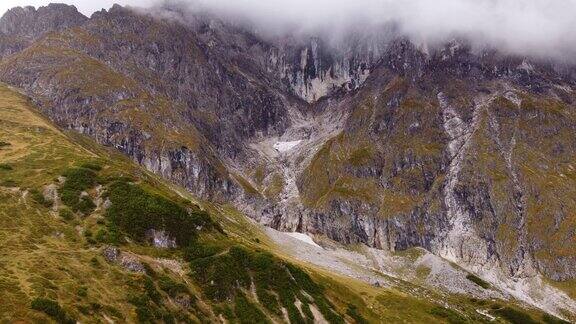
top-left (165, 0), bottom-right (576, 61)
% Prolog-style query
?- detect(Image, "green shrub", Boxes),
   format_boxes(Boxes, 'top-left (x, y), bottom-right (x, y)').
top-left (214, 305), bottom-right (235, 321)
top-left (543, 313), bottom-right (570, 324)
top-left (493, 307), bottom-right (538, 324)
top-left (77, 286), bottom-right (88, 298)
top-left (346, 304), bottom-right (368, 324)
top-left (234, 292), bottom-right (270, 324)
top-left (130, 296), bottom-right (154, 323)
top-left (466, 274), bottom-right (490, 289)
top-left (190, 253), bottom-right (250, 301)
top-left (256, 287), bottom-right (281, 315)
top-left (158, 275), bottom-right (189, 297)
top-left (144, 277), bottom-right (162, 304)
top-left (95, 228), bottom-right (108, 242)
top-left (77, 196), bottom-right (96, 214)
top-left (59, 167), bottom-right (98, 213)
top-left (183, 240), bottom-right (223, 261)
top-left (105, 180), bottom-right (215, 246)
top-left (0, 179), bottom-right (17, 187)
top-left (59, 208), bottom-right (75, 221)
top-left (429, 306), bottom-right (467, 324)
top-left (190, 244), bottom-right (343, 323)
top-left (301, 301), bottom-right (315, 322)
top-left (29, 188), bottom-right (53, 208)
top-left (0, 163), bottom-right (12, 170)
top-left (80, 162), bottom-right (103, 171)
top-left (30, 298), bottom-right (75, 324)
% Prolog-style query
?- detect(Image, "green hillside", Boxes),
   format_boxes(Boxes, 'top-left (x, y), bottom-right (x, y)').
top-left (0, 84), bottom-right (568, 323)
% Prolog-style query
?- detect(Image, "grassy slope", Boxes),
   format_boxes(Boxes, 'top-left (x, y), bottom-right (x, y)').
top-left (0, 84), bottom-right (138, 321)
top-left (0, 84), bottom-right (569, 324)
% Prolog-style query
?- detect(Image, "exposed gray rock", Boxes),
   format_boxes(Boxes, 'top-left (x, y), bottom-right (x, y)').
top-left (102, 246), bottom-right (120, 263)
top-left (102, 246), bottom-right (146, 273)
top-left (174, 294), bottom-right (192, 309)
top-left (146, 229), bottom-right (177, 249)
top-left (0, 4), bottom-right (87, 38)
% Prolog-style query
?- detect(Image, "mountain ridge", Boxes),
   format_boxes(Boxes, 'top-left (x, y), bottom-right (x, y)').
top-left (0, 3), bottom-right (575, 321)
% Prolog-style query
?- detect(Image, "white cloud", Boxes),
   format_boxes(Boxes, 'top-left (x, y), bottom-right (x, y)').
top-left (180, 0), bottom-right (576, 60)
top-left (2, 0), bottom-right (576, 60)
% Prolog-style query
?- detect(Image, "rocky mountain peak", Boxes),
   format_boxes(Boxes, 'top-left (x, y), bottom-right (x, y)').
top-left (0, 4), bottom-right (575, 321)
top-left (0, 3), bottom-right (87, 38)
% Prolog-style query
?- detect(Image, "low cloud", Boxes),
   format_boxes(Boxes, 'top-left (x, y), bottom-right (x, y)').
top-left (161, 0), bottom-right (576, 61)
top-left (3, 0), bottom-right (575, 61)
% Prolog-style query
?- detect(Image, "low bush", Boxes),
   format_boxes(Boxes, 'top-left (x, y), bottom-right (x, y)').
top-left (429, 306), bottom-right (467, 324)
top-left (30, 298), bottom-right (75, 324)
top-left (144, 277), bottom-right (162, 304)
top-left (105, 179), bottom-right (217, 247)
top-left (543, 313), bottom-right (570, 324)
top-left (493, 307), bottom-right (538, 324)
top-left (77, 286), bottom-right (88, 298)
top-left (59, 167), bottom-right (97, 213)
top-left (234, 292), bottom-right (270, 324)
top-left (80, 162), bottom-right (103, 171)
top-left (191, 253), bottom-right (250, 301)
top-left (158, 275), bottom-right (189, 297)
top-left (190, 245), bottom-right (344, 323)
top-left (183, 240), bottom-right (223, 261)
top-left (346, 304), bottom-right (368, 324)
top-left (0, 141), bottom-right (10, 148)
top-left (29, 189), bottom-right (53, 208)
top-left (59, 208), bottom-right (75, 221)
top-left (128, 294), bottom-right (155, 322)
top-left (466, 274), bottom-right (490, 289)
top-left (0, 163), bottom-right (12, 170)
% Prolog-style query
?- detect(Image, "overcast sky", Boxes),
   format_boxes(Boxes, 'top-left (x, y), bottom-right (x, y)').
top-left (1, 0), bottom-right (576, 61)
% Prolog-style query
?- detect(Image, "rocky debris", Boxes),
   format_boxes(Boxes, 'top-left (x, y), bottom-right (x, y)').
top-left (103, 246), bottom-right (120, 262)
top-left (173, 294), bottom-right (192, 309)
top-left (102, 246), bottom-right (146, 273)
top-left (42, 184), bottom-right (59, 211)
top-left (102, 198), bottom-right (112, 210)
top-left (436, 93), bottom-right (497, 269)
top-left (154, 258), bottom-right (187, 277)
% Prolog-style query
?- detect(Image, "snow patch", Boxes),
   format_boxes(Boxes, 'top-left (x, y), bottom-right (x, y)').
top-left (273, 140), bottom-right (302, 152)
top-left (285, 232), bottom-right (322, 249)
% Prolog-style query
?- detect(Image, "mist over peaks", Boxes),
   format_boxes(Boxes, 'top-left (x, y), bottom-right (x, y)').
top-left (155, 0), bottom-right (576, 62)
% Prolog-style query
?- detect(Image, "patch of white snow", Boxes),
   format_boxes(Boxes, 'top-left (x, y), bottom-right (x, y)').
top-left (285, 232), bottom-right (322, 249)
top-left (273, 140), bottom-right (302, 152)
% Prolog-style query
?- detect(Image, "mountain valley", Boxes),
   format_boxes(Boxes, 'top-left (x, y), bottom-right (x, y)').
top-left (0, 2), bottom-right (576, 323)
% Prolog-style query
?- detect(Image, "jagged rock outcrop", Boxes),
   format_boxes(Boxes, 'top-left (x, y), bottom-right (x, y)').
top-left (0, 3), bottom-right (87, 38)
top-left (0, 3), bottom-right (87, 58)
top-left (264, 34), bottom-right (387, 102)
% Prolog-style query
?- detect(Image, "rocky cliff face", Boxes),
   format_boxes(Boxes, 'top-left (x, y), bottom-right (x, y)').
top-left (258, 40), bottom-right (576, 283)
top-left (0, 3), bottom-right (87, 59)
top-left (264, 34), bottom-right (386, 102)
top-left (0, 3), bottom-right (575, 291)
top-left (0, 3), bottom-right (87, 38)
